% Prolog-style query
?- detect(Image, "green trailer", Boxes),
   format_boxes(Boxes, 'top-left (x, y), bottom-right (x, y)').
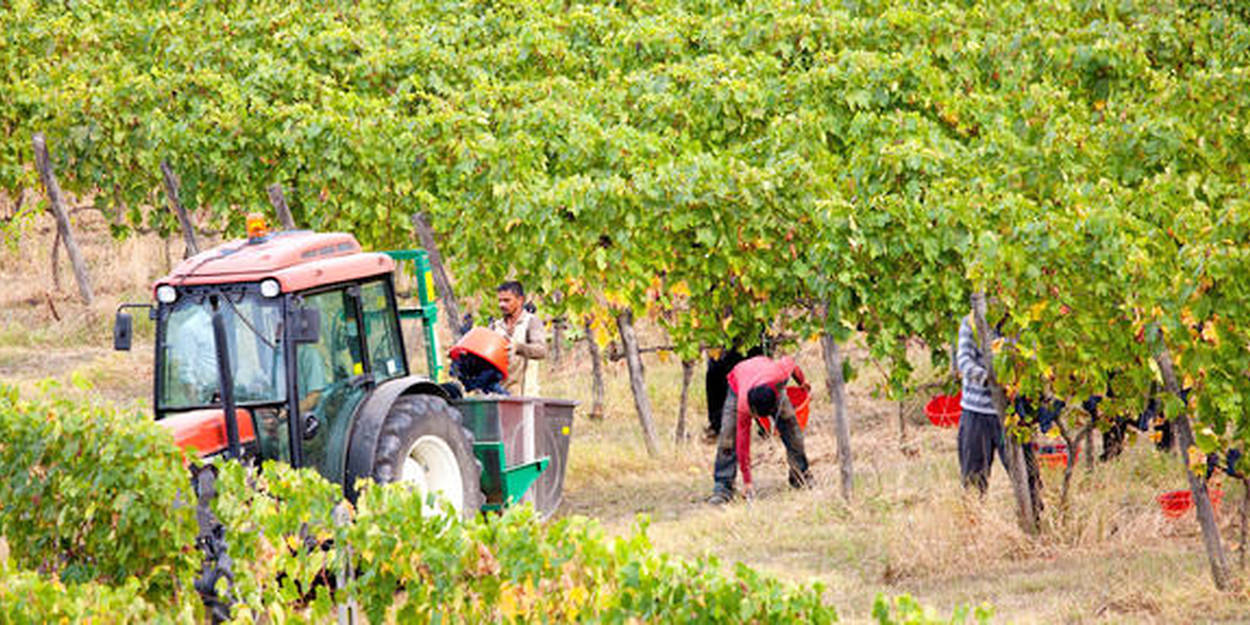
top-left (384, 249), bottom-right (576, 515)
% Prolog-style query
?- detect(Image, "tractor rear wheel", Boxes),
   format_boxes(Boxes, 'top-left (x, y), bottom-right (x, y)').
top-left (370, 394), bottom-right (483, 519)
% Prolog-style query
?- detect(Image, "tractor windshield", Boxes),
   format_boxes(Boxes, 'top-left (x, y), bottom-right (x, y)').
top-left (158, 290), bottom-right (286, 411)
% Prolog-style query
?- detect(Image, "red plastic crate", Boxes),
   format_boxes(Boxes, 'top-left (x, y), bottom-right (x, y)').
top-left (1032, 441), bottom-right (1077, 469)
top-left (1157, 489), bottom-right (1224, 519)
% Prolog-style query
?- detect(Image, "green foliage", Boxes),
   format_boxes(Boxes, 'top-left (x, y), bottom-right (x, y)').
top-left (9, 1), bottom-right (1246, 410)
top-left (4, 0), bottom-right (1249, 586)
top-left (0, 568), bottom-right (190, 625)
top-left (872, 593), bottom-right (993, 625)
top-left (0, 384), bottom-right (198, 598)
top-left (211, 460), bottom-right (839, 623)
top-left (0, 387), bottom-right (962, 620)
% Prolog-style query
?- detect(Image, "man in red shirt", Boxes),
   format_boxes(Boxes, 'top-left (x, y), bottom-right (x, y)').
top-left (709, 355), bottom-right (813, 504)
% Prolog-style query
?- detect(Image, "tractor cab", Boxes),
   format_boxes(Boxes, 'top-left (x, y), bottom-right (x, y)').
top-left (114, 216), bottom-right (573, 519)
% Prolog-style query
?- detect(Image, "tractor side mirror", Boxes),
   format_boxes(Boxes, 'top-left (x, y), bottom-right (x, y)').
top-left (113, 311), bottom-right (133, 351)
top-left (290, 308), bottom-right (321, 344)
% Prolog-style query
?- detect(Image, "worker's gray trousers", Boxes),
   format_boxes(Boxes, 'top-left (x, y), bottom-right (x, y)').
top-left (712, 389), bottom-right (810, 496)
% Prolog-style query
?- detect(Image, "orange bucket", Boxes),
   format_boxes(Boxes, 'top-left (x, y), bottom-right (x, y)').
top-left (757, 386), bottom-right (810, 433)
top-left (449, 327), bottom-right (510, 379)
top-left (787, 386), bottom-right (811, 430)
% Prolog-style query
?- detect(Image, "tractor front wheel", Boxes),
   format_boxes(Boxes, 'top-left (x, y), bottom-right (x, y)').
top-left (370, 394), bottom-right (483, 519)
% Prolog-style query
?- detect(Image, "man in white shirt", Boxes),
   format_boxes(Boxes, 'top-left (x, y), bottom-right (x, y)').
top-left (488, 281), bottom-right (546, 396)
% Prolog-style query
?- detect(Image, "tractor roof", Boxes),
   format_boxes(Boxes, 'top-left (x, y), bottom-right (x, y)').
top-left (156, 231), bottom-right (395, 293)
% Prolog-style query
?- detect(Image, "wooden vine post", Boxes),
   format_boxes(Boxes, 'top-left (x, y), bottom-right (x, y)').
top-left (971, 292), bottom-right (1038, 535)
top-left (32, 133), bottom-right (93, 306)
top-left (161, 160), bottom-right (199, 258)
top-left (583, 319), bottom-right (606, 420)
top-left (266, 183), bottom-right (296, 230)
top-left (551, 318), bottom-right (564, 365)
top-left (675, 358), bottom-right (695, 442)
top-left (615, 308), bottom-right (660, 457)
top-left (820, 330), bottom-right (854, 502)
top-left (411, 213), bottom-right (465, 343)
top-left (1154, 344), bottom-right (1230, 590)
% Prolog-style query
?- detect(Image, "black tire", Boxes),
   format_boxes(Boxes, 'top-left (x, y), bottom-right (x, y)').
top-left (370, 394), bottom-right (484, 519)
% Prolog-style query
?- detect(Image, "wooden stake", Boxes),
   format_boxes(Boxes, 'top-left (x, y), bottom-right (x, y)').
top-left (266, 183), bottom-right (296, 230)
top-left (971, 292), bottom-right (1038, 535)
top-left (32, 133), bottom-right (93, 306)
top-left (1240, 477), bottom-right (1248, 571)
top-left (50, 228), bottom-right (62, 292)
top-left (44, 291), bottom-right (60, 322)
top-left (161, 160), bottom-right (199, 258)
top-left (1155, 345), bottom-right (1230, 590)
top-left (616, 308), bottom-right (660, 457)
top-left (552, 317), bottom-right (564, 365)
top-left (821, 331), bottom-right (854, 502)
top-left (584, 319), bottom-right (606, 420)
top-left (411, 213), bottom-right (465, 342)
top-left (675, 358), bottom-right (695, 442)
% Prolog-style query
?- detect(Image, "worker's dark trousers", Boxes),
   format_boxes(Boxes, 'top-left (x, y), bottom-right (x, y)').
top-left (705, 349), bottom-right (746, 435)
top-left (713, 390), bottom-right (809, 496)
top-left (705, 347), bottom-right (763, 435)
top-left (958, 409), bottom-right (1043, 509)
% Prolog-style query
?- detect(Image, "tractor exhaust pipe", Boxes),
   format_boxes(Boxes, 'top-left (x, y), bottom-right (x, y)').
top-left (210, 296), bottom-right (242, 459)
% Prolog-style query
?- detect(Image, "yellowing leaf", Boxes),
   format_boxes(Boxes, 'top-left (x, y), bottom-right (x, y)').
top-left (1202, 323), bottom-right (1219, 346)
top-left (1187, 445), bottom-right (1206, 474)
top-left (604, 290), bottom-right (626, 309)
top-left (1147, 357), bottom-right (1163, 383)
top-left (566, 584), bottom-right (590, 619)
top-left (1181, 307), bottom-right (1197, 328)
top-left (499, 583), bottom-right (520, 619)
top-left (1028, 301), bottom-right (1047, 321)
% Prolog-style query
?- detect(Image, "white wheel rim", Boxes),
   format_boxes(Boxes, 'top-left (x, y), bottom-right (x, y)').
top-left (401, 435), bottom-right (465, 516)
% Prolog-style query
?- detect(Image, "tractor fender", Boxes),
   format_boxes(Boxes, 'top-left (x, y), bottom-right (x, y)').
top-left (342, 376), bottom-right (450, 500)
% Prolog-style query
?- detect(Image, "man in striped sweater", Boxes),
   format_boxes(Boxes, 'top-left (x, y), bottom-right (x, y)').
top-left (956, 313), bottom-right (1043, 503)
top-left (956, 312), bottom-right (1007, 494)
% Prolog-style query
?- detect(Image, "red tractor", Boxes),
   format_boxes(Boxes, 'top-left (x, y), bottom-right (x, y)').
top-left (114, 217), bottom-right (573, 519)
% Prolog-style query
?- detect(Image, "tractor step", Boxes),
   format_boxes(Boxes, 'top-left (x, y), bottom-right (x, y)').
top-left (474, 440), bottom-right (550, 512)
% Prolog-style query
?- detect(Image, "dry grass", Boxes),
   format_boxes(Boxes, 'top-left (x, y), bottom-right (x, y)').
top-left (546, 347), bottom-right (1250, 623)
top-left (4, 213), bottom-right (1250, 623)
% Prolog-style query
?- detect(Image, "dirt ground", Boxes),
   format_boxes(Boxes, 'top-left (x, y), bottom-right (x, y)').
top-left (2, 211), bottom-right (1249, 623)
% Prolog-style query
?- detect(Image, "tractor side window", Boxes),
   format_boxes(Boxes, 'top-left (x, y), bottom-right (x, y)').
top-left (361, 280), bottom-right (405, 382)
top-left (297, 289), bottom-right (363, 409)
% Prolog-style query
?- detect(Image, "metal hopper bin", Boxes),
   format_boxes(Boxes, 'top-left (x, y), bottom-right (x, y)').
top-left (452, 396), bottom-right (576, 517)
